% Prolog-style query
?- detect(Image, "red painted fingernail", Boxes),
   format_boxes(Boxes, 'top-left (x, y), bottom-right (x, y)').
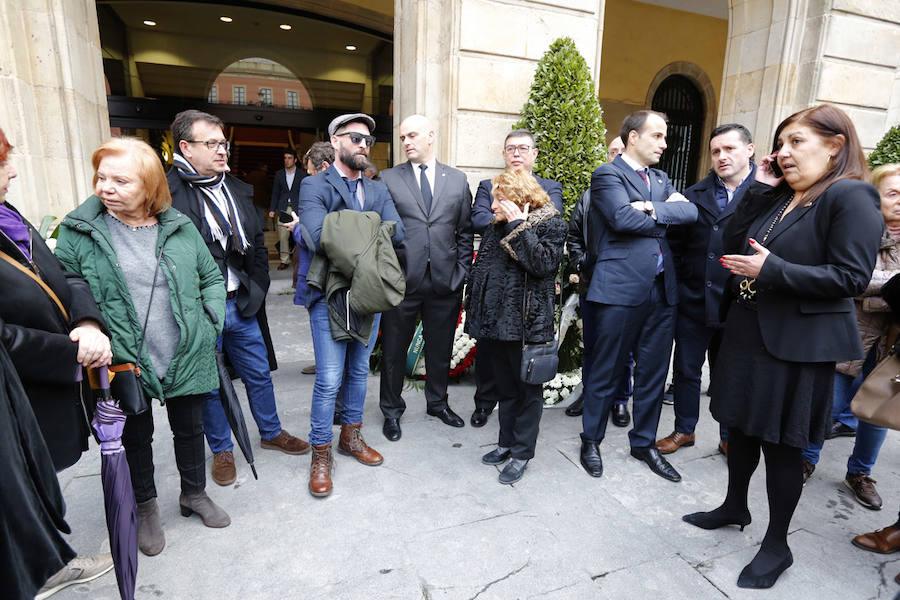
top-left (749, 238), bottom-right (757, 244)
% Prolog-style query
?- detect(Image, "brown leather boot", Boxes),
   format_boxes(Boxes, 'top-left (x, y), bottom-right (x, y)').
top-left (309, 443), bottom-right (334, 497)
top-left (211, 450), bottom-right (236, 486)
top-left (338, 423), bottom-right (383, 466)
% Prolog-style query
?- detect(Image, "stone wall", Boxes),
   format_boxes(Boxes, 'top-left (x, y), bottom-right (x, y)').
top-left (0, 0), bottom-right (109, 222)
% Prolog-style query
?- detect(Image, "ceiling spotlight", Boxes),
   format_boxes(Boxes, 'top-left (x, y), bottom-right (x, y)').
top-left (143, 20), bottom-right (157, 26)
top-left (345, 44), bottom-right (357, 51)
top-left (279, 24), bottom-right (292, 31)
top-left (219, 16), bottom-right (233, 23)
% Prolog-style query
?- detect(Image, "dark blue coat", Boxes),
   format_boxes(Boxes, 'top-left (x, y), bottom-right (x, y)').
top-left (668, 164), bottom-right (755, 327)
top-left (584, 155), bottom-right (698, 307)
top-left (471, 175), bottom-right (563, 233)
top-left (270, 168), bottom-right (303, 214)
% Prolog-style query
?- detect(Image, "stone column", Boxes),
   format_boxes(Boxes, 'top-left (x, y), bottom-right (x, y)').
top-left (0, 0), bottom-right (109, 222)
top-left (394, 0), bottom-right (605, 188)
top-left (720, 0), bottom-right (900, 153)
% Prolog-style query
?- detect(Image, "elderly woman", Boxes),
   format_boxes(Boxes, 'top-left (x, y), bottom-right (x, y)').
top-left (465, 169), bottom-right (566, 485)
top-left (56, 137), bottom-right (228, 557)
top-left (682, 105), bottom-right (884, 589)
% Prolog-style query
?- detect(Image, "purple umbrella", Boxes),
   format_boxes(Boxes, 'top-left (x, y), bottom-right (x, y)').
top-left (91, 367), bottom-right (137, 600)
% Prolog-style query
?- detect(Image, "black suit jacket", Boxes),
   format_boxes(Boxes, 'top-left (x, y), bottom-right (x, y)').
top-left (722, 178), bottom-right (883, 362)
top-left (380, 161), bottom-right (474, 296)
top-left (471, 174), bottom-right (563, 233)
top-left (668, 165), bottom-right (755, 326)
top-left (585, 156), bottom-right (698, 307)
top-left (270, 168), bottom-right (302, 214)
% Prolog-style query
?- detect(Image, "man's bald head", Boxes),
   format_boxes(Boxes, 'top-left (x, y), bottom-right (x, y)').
top-left (399, 114), bottom-right (436, 164)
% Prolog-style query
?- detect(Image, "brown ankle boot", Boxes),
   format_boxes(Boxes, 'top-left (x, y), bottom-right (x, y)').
top-left (309, 443), bottom-right (334, 497)
top-left (338, 423), bottom-right (383, 466)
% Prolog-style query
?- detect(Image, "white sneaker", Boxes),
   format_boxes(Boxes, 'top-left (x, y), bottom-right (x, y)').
top-left (35, 553), bottom-right (114, 599)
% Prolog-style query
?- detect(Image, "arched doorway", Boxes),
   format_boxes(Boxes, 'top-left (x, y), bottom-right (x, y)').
top-left (651, 75), bottom-right (705, 192)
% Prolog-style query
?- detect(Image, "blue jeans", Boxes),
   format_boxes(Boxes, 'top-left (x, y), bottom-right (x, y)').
top-left (802, 350), bottom-right (887, 474)
top-left (308, 301), bottom-right (380, 446)
top-left (203, 298), bottom-right (282, 454)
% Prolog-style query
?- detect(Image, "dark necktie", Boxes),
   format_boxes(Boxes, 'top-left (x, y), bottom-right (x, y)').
top-left (636, 169), bottom-right (663, 274)
top-left (344, 177), bottom-right (362, 209)
top-left (637, 169), bottom-right (650, 190)
top-left (419, 164), bottom-right (433, 214)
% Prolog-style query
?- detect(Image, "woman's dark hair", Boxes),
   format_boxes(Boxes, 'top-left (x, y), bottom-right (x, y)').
top-left (0, 128), bottom-right (12, 164)
top-left (772, 104), bottom-right (868, 203)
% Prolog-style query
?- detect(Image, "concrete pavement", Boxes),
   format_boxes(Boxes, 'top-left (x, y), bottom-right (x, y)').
top-left (53, 267), bottom-right (900, 599)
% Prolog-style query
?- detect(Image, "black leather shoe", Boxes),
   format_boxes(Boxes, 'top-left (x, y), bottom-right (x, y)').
top-left (565, 397), bottom-right (584, 416)
top-left (498, 458), bottom-right (528, 484)
top-left (482, 447), bottom-right (511, 465)
top-left (580, 440), bottom-right (603, 477)
top-left (333, 412), bottom-right (342, 426)
top-left (382, 418), bottom-right (401, 441)
top-left (611, 403), bottom-right (630, 427)
top-left (470, 408), bottom-right (491, 427)
top-left (631, 447), bottom-right (681, 482)
top-left (825, 421), bottom-right (857, 440)
top-left (427, 407), bottom-right (465, 428)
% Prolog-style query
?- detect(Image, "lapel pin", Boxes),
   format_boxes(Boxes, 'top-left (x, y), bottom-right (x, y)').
top-left (657, 179), bottom-right (662, 184)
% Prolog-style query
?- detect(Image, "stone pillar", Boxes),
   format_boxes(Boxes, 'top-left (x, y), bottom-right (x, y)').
top-left (720, 0), bottom-right (900, 153)
top-left (0, 0), bottom-right (109, 223)
top-left (394, 0), bottom-right (605, 188)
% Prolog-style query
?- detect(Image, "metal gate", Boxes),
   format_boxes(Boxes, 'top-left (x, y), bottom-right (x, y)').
top-left (651, 75), bottom-right (704, 192)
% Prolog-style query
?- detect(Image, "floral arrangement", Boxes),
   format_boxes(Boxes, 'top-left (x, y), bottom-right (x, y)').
top-left (411, 309), bottom-right (477, 379)
top-left (543, 369), bottom-right (581, 406)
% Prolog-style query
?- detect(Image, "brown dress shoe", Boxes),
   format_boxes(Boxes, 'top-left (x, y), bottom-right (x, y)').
top-left (261, 429), bottom-right (310, 455)
top-left (852, 524), bottom-right (900, 554)
top-left (656, 431), bottom-right (695, 454)
top-left (845, 472), bottom-right (883, 510)
top-left (309, 443), bottom-right (334, 497)
top-left (718, 441), bottom-right (728, 456)
top-left (211, 450), bottom-right (236, 486)
top-left (338, 423), bottom-right (383, 466)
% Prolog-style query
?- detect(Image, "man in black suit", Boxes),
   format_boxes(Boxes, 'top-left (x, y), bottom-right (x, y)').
top-left (658, 124), bottom-right (756, 457)
top-left (469, 129), bottom-right (563, 427)
top-left (579, 110), bottom-right (697, 482)
top-left (379, 114), bottom-right (474, 440)
top-left (168, 110), bottom-right (309, 488)
top-left (269, 147), bottom-right (302, 270)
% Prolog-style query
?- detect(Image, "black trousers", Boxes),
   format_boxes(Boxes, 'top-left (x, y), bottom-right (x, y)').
top-left (474, 345), bottom-right (498, 411)
top-left (484, 339), bottom-right (543, 460)
top-left (123, 394), bottom-right (206, 503)
top-left (379, 268), bottom-right (461, 419)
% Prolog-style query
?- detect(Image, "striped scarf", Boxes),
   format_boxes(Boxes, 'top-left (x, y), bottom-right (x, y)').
top-left (172, 153), bottom-right (249, 254)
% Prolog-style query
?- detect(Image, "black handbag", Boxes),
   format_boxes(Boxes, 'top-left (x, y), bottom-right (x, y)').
top-left (519, 273), bottom-right (559, 385)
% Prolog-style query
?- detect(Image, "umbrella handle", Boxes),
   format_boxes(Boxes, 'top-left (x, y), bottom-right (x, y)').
top-left (97, 365), bottom-right (111, 390)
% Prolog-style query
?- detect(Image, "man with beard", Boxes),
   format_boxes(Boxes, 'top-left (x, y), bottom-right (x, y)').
top-left (298, 113), bottom-right (404, 497)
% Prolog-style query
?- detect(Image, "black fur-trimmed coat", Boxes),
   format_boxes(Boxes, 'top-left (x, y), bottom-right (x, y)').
top-left (465, 203), bottom-right (566, 343)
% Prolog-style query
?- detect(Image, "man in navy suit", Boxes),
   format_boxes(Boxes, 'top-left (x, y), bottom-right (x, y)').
top-left (469, 129), bottom-right (563, 427)
top-left (657, 124), bottom-right (755, 456)
top-left (580, 110), bottom-right (698, 482)
top-left (298, 112), bottom-right (404, 497)
top-left (269, 147), bottom-right (302, 270)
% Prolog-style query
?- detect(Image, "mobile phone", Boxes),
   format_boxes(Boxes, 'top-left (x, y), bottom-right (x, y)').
top-left (278, 210), bottom-right (294, 223)
top-left (769, 149), bottom-right (783, 177)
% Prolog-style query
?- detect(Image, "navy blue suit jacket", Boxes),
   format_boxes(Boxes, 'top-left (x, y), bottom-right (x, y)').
top-left (471, 174), bottom-right (563, 233)
top-left (668, 164), bottom-right (755, 326)
top-left (585, 155), bottom-right (698, 307)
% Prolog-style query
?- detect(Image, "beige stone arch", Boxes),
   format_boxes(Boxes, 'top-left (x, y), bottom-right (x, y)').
top-left (645, 61), bottom-right (717, 177)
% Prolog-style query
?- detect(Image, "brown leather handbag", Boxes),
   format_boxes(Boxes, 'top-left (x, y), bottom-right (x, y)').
top-left (851, 349), bottom-right (900, 431)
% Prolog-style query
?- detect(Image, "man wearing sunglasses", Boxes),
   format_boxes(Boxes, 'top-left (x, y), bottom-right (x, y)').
top-left (298, 113), bottom-right (405, 497)
top-left (468, 129), bottom-right (563, 428)
top-left (168, 110), bottom-right (310, 489)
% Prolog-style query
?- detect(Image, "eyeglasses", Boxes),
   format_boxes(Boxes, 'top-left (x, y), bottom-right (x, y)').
top-left (504, 144), bottom-right (534, 155)
top-left (187, 140), bottom-right (230, 152)
top-left (335, 132), bottom-right (376, 147)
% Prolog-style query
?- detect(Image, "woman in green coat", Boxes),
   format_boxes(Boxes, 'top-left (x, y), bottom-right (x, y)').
top-left (56, 137), bottom-right (228, 557)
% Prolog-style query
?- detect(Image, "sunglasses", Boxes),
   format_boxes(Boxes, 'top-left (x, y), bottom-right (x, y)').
top-left (335, 132), bottom-right (376, 147)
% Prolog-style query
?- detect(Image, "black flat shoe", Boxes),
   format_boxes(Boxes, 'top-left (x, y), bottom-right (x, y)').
top-left (580, 440), bottom-right (603, 477)
top-left (682, 508), bottom-right (751, 531)
top-left (382, 418), bottom-right (401, 441)
top-left (498, 458), bottom-right (528, 484)
top-left (470, 408), bottom-right (491, 427)
top-left (565, 397), bottom-right (584, 416)
top-left (427, 407), bottom-right (465, 428)
top-left (825, 421), bottom-right (857, 439)
top-left (737, 549), bottom-right (793, 589)
top-left (630, 447), bottom-right (681, 482)
top-left (611, 403), bottom-right (630, 427)
top-left (482, 447), bottom-right (511, 465)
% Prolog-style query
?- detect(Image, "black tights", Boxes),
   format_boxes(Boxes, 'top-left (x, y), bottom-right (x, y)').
top-left (723, 427), bottom-right (802, 577)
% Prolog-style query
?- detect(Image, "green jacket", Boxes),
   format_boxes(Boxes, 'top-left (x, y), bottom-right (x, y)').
top-left (56, 196), bottom-right (225, 402)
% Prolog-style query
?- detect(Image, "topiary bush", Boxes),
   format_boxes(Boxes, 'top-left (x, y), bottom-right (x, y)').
top-left (514, 37), bottom-right (607, 219)
top-left (869, 124), bottom-right (900, 170)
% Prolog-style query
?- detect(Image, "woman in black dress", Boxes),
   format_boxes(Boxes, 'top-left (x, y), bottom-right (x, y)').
top-left (682, 104), bottom-right (884, 588)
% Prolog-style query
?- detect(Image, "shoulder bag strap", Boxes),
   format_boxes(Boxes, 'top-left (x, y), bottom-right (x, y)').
top-left (520, 270), bottom-right (561, 349)
top-left (134, 250), bottom-right (163, 371)
top-left (0, 249), bottom-right (69, 322)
